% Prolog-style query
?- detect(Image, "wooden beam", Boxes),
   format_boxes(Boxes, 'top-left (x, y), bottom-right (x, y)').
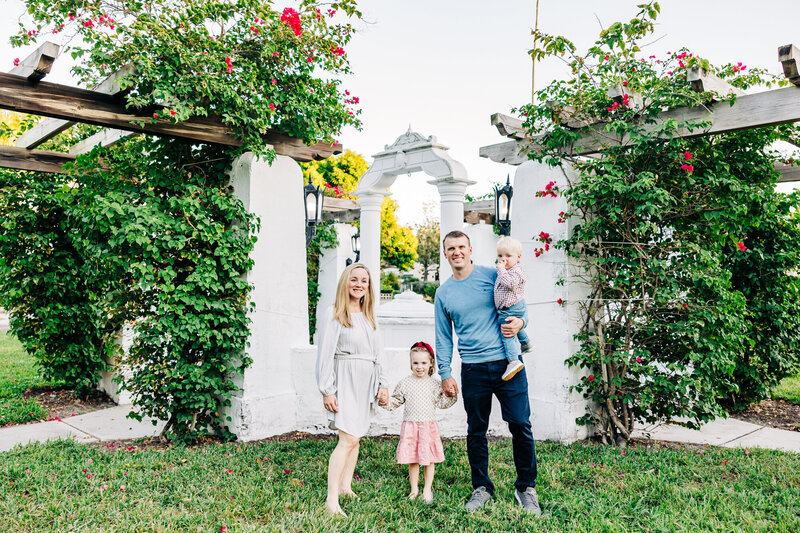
top-left (779, 44), bottom-right (800, 87)
top-left (0, 145), bottom-right (74, 173)
top-left (69, 129), bottom-right (133, 156)
top-left (607, 85), bottom-right (644, 113)
top-left (1, 73), bottom-right (342, 161)
top-left (491, 113), bottom-right (526, 138)
top-left (480, 86), bottom-right (800, 165)
top-left (16, 66), bottom-right (136, 149)
top-left (777, 162), bottom-right (800, 183)
top-left (687, 66), bottom-right (744, 96)
top-left (9, 42), bottom-right (59, 83)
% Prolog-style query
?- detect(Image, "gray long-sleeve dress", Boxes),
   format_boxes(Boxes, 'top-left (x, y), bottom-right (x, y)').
top-left (315, 307), bottom-right (388, 437)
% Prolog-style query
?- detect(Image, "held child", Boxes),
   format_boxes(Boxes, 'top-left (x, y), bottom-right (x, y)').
top-left (382, 342), bottom-right (456, 504)
top-left (495, 236), bottom-right (532, 381)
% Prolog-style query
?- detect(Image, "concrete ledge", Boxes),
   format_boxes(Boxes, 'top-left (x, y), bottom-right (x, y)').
top-left (62, 405), bottom-right (165, 441)
top-left (723, 426), bottom-right (800, 453)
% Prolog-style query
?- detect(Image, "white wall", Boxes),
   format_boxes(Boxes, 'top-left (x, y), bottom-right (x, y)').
top-left (314, 223), bottom-right (358, 344)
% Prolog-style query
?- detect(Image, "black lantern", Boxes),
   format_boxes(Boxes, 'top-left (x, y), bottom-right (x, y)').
top-left (494, 175), bottom-right (513, 236)
top-left (346, 231), bottom-right (361, 266)
top-left (304, 183), bottom-right (325, 245)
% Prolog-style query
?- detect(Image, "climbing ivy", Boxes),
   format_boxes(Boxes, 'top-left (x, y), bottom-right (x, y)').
top-left (519, 2), bottom-right (800, 444)
top-left (4, 0), bottom-right (364, 443)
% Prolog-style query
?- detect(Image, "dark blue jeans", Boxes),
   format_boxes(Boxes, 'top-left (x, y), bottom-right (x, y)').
top-left (461, 359), bottom-right (537, 494)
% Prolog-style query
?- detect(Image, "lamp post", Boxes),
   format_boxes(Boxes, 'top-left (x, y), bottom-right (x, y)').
top-left (494, 175), bottom-right (513, 236)
top-left (346, 231), bottom-right (361, 266)
top-left (304, 183), bottom-right (325, 245)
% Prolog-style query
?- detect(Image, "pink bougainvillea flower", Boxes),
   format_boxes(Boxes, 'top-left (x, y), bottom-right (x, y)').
top-left (273, 52), bottom-right (279, 58)
top-left (306, 54), bottom-right (314, 63)
top-left (153, 113), bottom-right (158, 119)
top-left (83, 19), bottom-right (94, 27)
top-left (170, 110), bottom-right (176, 116)
top-left (636, 356), bottom-right (642, 363)
top-left (225, 469), bottom-right (233, 474)
top-left (271, 79), bottom-right (277, 85)
top-left (744, 450), bottom-right (750, 455)
top-left (721, 460), bottom-right (729, 465)
top-left (220, 527), bottom-right (227, 532)
top-left (680, 164), bottom-right (694, 172)
top-left (332, 45), bottom-right (345, 57)
top-left (587, 375), bottom-right (595, 382)
top-left (354, 473), bottom-right (362, 482)
top-left (284, 469), bottom-right (291, 475)
top-left (590, 463), bottom-right (596, 467)
top-left (280, 7), bottom-right (303, 36)
top-left (269, 103), bottom-right (276, 111)
top-left (86, 473), bottom-right (93, 479)
top-left (737, 242), bottom-right (746, 252)
top-left (684, 151), bottom-right (692, 161)
top-left (557, 298), bottom-right (563, 305)
top-left (13, 58), bottom-right (19, 66)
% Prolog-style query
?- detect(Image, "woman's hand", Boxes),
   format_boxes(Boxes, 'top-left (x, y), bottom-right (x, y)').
top-left (376, 387), bottom-right (389, 406)
top-left (323, 394), bottom-right (339, 413)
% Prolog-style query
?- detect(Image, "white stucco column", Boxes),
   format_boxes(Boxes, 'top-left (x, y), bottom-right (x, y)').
top-left (224, 152), bottom-right (309, 440)
top-left (314, 223), bottom-right (358, 344)
top-left (430, 179), bottom-right (473, 281)
top-left (358, 192), bottom-right (385, 302)
top-left (512, 160), bottom-right (590, 443)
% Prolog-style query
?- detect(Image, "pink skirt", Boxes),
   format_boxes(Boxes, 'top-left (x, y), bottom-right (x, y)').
top-left (396, 420), bottom-right (445, 465)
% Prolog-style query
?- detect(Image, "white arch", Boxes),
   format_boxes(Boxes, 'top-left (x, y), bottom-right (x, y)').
top-left (355, 128), bottom-right (475, 299)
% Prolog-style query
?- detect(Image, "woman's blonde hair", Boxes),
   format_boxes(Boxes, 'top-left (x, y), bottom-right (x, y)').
top-left (333, 263), bottom-right (376, 329)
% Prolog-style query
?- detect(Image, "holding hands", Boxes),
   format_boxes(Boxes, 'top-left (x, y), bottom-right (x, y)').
top-left (377, 387), bottom-right (389, 406)
top-left (442, 377), bottom-right (459, 397)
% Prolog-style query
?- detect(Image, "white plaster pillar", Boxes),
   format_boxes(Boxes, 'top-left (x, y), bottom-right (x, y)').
top-left (512, 160), bottom-right (590, 443)
top-left (464, 220), bottom-right (499, 268)
top-left (314, 223), bottom-right (357, 344)
top-left (358, 192), bottom-right (385, 302)
top-left (430, 179), bottom-right (474, 281)
top-left (224, 152), bottom-right (310, 440)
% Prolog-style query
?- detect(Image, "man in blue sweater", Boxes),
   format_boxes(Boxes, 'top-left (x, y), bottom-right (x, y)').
top-left (435, 230), bottom-right (541, 515)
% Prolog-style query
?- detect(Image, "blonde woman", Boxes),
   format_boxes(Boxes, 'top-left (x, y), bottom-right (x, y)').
top-left (316, 263), bottom-right (389, 517)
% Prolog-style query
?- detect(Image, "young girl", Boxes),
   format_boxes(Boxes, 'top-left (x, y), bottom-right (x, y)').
top-left (382, 342), bottom-right (456, 504)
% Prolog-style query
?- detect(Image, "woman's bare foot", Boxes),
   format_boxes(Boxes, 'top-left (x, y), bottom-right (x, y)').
top-left (324, 501), bottom-right (347, 517)
top-left (408, 491), bottom-right (419, 500)
top-left (339, 490), bottom-right (359, 499)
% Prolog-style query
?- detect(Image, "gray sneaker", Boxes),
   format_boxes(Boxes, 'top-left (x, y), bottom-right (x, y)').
top-left (515, 487), bottom-right (542, 516)
top-left (464, 486), bottom-right (492, 511)
top-left (520, 343), bottom-right (534, 354)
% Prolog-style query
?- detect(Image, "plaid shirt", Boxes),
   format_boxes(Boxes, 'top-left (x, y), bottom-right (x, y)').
top-left (494, 264), bottom-right (526, 308)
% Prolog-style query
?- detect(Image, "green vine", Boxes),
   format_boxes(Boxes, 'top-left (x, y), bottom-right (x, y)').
top-left (306, 222), bottom-right (339, 341)
top-left (519, 2), bottom-right (800, 445)
top-left (4, 0), bottom-right (364, 443)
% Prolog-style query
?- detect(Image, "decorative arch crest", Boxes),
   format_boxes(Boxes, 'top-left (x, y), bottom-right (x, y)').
top-left (355, 126), bottom-right (470, 195)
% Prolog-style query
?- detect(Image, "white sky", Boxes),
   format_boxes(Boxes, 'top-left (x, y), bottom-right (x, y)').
top-left (3, 0), bottom-right (799, 225)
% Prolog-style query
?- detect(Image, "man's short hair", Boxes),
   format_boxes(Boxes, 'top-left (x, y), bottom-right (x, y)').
top-left (497, 236), bottom-right (522, 255)
top-left (442, 230), bottom-right (471, 248)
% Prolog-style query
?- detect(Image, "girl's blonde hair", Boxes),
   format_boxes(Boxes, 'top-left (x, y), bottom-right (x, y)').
top-left (497, 236), bottom-right (522, 255)
top-left (410, 342), bottom-right (436, 376)
top-left (333, 263), bottom-right (376, 329)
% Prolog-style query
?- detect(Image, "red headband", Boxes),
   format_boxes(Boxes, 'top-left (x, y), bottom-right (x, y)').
top-left (411, 341), bottom-right (434, 358)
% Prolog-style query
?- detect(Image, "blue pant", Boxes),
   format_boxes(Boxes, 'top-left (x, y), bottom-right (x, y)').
top-left (461, 359), bottom-right (538, 494)
top-left (498, 300), bottom-right (531, 361)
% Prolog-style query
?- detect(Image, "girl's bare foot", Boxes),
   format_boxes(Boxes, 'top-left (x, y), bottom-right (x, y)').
top-left (324, 501), bottom-right (347, 517)
top-left (408, 491), bottom-right (419, 500)
top-left (422, 490), bottom-right (434, 504)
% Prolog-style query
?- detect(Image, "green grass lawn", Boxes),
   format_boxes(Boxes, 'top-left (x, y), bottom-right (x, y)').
top-left (1, 436), bottom-right (798, 532)
top-left (0, 332), bottom-right (55, 426)
top-left (773, 376), bottom-right (800, 404)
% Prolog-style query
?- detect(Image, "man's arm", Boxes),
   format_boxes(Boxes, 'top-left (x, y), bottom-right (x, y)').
top-left (434, 294), bottom-right (454, 380)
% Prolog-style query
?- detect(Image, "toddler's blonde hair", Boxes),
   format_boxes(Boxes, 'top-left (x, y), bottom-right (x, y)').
top-left (497, 236), bottom-right (522, 255)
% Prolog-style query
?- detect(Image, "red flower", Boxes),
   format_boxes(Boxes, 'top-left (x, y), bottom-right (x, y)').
top-left (636, 356), bottom-right (642, 363)
top-left (170, 110), bottom-right (176, 116)
top-left (153, 113), bottom-right (158, 119)
top-left (684, 151), bottom-right (692, 161)
top-left (332, 45), bottom-right (345, 57)
top-left (273, 52), bottom-right (279, 58)
top-left (83, 19), bottom-right (94, 27)
top-left (682, 303), bottom-right (688, 308)
top-left (736, 242), bottom-right (746, 252)
top-left (271, 79), bottom-right (277, 85)
top-left (588, 375), bottom-right (595, 382)
top-left (284, 469), bottom-right (291, 475)
top-left (13, 58), bottom-right (19, 67)
top-left (269, 103), bottom-right (276, 111)
top-left (681, 164), bottom-right (694, 172)
top-left (557, 298), bottom-right (563, 305)
top-left (280, 8), bottom-right (303, 36)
